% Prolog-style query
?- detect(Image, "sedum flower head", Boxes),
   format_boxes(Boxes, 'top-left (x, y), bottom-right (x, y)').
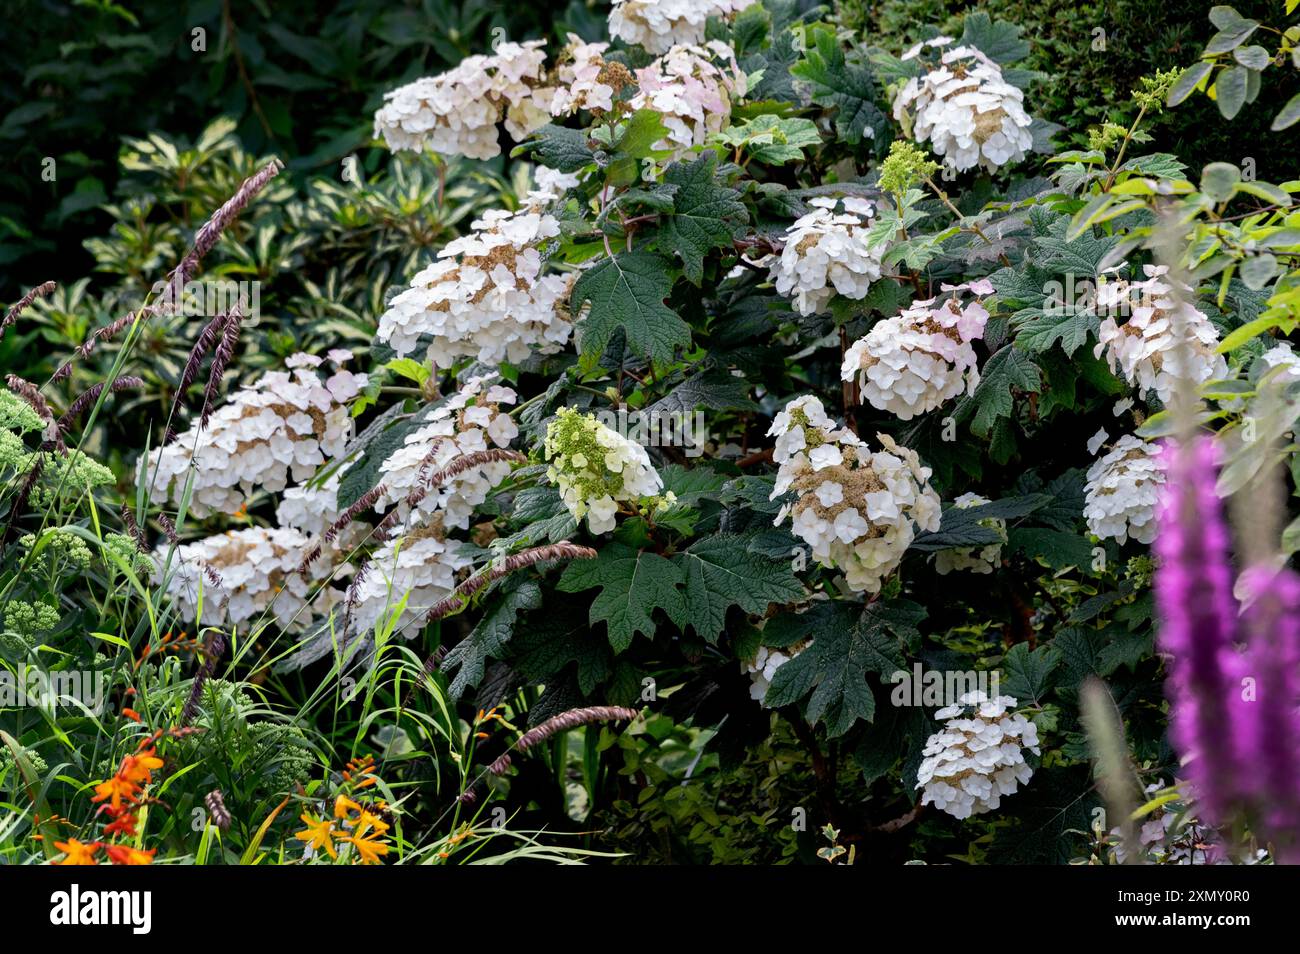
top-left (1083, 434), bottom-right (1165, 544)
top-left (771, 196), bottom-right (885, 316)
top-left (893, 44), bottom-right (1034, 173)
top-left (841, 280), bottom-right (992, 420)
top-left (544, 407), bottom-right (665, 534)
top-left (917, 691), bottom-right (1039, 819)
top-left (769, 397), bottom-right (941, 593)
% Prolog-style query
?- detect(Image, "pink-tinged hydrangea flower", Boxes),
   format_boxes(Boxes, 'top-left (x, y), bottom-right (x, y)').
top-left (158, 526), bottom-right (345, 628)
top-left (143, 354), bottom-right (365, 518)
top-left (917, 691), bottom-right (1039, 819)
top-left (769, 397), bottom-right (941, 593)
top-left (1083, 434), bottom-right (1164, 544)
top-left (374, 376), bottom-right (520, 531)
top-left (771, 196), bottom-right (885, 316)
top-left (373, 41), bottom-right (553, 159)
top-left (549, 35), bottom-right (617, 116)
top-left (1094, 264), bottom-right (1228, 403)
top-left (609, 0), bottom-right (758, 54)
top-left (377, 196), bottom-right (573, 369)
top-left (627, 42), bottom-right (746, 158)
top-left (842, 280), bottom-right (992, 419)
top-left (892, 45), bottom-right (1034, 172)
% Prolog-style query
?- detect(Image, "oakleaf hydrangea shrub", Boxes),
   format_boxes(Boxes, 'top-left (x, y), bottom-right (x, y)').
top-left (7, 0), bottom-right (1300, 867)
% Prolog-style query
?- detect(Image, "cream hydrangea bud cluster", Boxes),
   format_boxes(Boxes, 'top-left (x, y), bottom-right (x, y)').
top-left (347, 525), bottom-right (473, 643)
top-left (892, 42), bottom-right (1034, 173)
top-left (376, 197), bottom-right (573, 369)
top-left (1083, 434), bottom-right (1165, 544)
top-left (544, 407), bottom-right (666, 534)
top-left (158, 526), bottom-right (344, 628)
top-left (769, 397), bottom-right (941, 593)
top-left (608, 0), bottom-right (757, 54)
top-left (934, 492), bottom-right (1005, 574)
top-left (743, 640), bottom-right (810, 705)
top-left (1094, 265), bottom-right (1229, 404)
top-left (374, 376), bottom-right (520, 531)
top-left (841, 279), bottom-right (993, 419)
top-left (628, 42), bottom-right (746, 158)
top-left (373, 40), bottom-right (553, 159)
top-left (917, 691), bottom-right (1040, 819)
top-left (143, 353), bottom-right (366, 518)
top-left (770, 196), bottom-right (885, 317)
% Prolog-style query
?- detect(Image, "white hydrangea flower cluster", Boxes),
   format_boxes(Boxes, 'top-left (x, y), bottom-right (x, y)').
top-left (628, 42), bottom-right (746, 158)
top-left (143, 353), bottom-right (366, 518)
top-left (917, 691), bottom-right (1040, 819)
top-left (743, 641), bottom-right (809, 705)
top-left (544, 407), bottom-right (666, 534)
top-left (1083, 434), bottom-right (1165, 544)
top-left (1094, 265), bottom-right (1229, 404)
top-left (374, 376), bottom-right (519, 531)
top-left (769, 397), bottom-right (941, 593)
top-left (376, 197), bottom-right (573, 369)
top-left (1256, 342), bottom-right (1300, 383)
top-left (158, 526), bottom-right (343, 628)
top-left (274, 466), bottom-right (370, 552)
top-left (608, 0), bottom-right (757, 54)
top-left (892, 43), bottom-right (1034, 172)
top-left (549, 36), bottom-right (618, 116)
top-left (373, 40), bottom-right (553, 159)
top-left (841, 280), bottom-right (993, 419)
top-left (347, 528), bottom-right (473, 642)
top-left (934, 492), bottom-right (1005, 575)
top-left (770, 197), bottom-right (885, 316)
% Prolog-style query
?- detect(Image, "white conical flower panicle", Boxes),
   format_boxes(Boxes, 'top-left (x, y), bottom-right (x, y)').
top-left (1094, 265), bottom-right (1229, 404)
top-left (373, 40), bottom-right (553, 159)
top-left (627, 42), bottom-right (746, 158)
top-left (743, 640), bottom-right (810, 705)
top-left (157, 526), bottom-right (344, 628)
top-left (376, 197), bottom-right (573, 369)
top-left (544, 407), bottom-right (667, 534)
top-left (143, 353), bottom-right (365, 518)
top-left (1084, 434), bottom-right (1165, 544)
top-left (347, 527), bottom-right (473, 643)
top-left (934, 492), bottom-right (1005, 574)
top-left (771, 197), bottom-right (885, 316)
top-left (769, 397), bottom-right (941, 593)
top-left (374, 376), bottom-right (520, 531)
top-left (842, 280), bottom-right (992, 419)
top-left (892, 43), bottom-right (1034, 173)
top-left (609, 0), bottom-right (758, 54)
top-left (917, 691), bottom-right (1040, 819)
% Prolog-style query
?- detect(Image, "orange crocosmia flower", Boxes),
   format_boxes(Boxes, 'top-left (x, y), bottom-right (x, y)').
top-left (294, 814), bottom-right (338, 860)
top-left (104, 844), bottom-right (155, 866)
top-left (53, 839), bottom-right (100, 865)
top-left (119, 748), bottom-right (163, 786)
top-left (334, 795), bottom-right (362, 820)
top-left (102, 811), bottom-right (139, 838)
top-left (355, 810), bottom-right (390, 837)
top-left (340, 831), bottom-right (389, 865)
top-left (91, 776), bottom-right (140, 813)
